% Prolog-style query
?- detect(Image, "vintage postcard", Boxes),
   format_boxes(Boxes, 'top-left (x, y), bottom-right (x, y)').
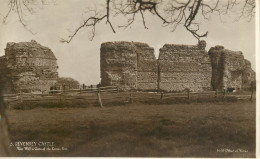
top-left (0, 0), bottom-right (257, 157)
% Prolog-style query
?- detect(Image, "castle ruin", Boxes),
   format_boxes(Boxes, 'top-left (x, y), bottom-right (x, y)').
top-left (100, 41), bottom-right (157, 90)
top-left (209, 45), bottom-right (255, 91)
top-left (101, 41), bottom-right (255, 92)
top-left (0, 40), bottom-right (255, 93)
top-left (0, 40), bottom-right (58, 93)
top-left (158, 41), bottom-right (211, 92)
top-left (242, 59), bottom-right (256, 90)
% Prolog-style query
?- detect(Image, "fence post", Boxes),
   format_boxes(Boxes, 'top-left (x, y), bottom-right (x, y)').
top-left (187, 89), bottom-right (190, 100)
top-left (62, 85), bottom-right (65, 93)
top-left (97, 87), bottom-right (103, 107)
top-left (250, 89), bottom-right (254, 101)
top-left (215, 89), bottom-right (218, 101)
top-left (129, 90), bottom-right (133, 103)
top-left (160, 91), bottom-right (164, 101)
top-left (222, 89), bottom-right (225, 101)
top-left (59, 93), bottom-right (62, 103)
top-left (41, 90), bottom-right (44, 97)
top-left (20, 90), bottom-right (23, 103)
top-left (117, 86), bottom-right (119, 93)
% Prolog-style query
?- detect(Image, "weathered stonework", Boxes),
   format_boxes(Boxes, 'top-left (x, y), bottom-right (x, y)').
top-left (1, 40), bottom-right (58, 93)
top-left (158, 40), bottom-right (212, 92)
top-left (135, 42), bottom-right (158, 90)
top-left (208, 46), bottom-right (255, 90)
top-left (100, 41), bottom-right (212, 92)
top-left (100, 41), bottom-right (255, 92)
top-left (100, 42), bottom-right (137, 90)
top-left (242, 59), bottom-right (256, 90)
top-left (100, 41), bottom-right (158, 90)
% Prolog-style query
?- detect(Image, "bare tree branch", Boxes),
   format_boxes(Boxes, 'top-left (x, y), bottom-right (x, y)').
top-left (1, 0), bottom-right (255, 42)
top-left (1, 0), bottom-right (54, 34)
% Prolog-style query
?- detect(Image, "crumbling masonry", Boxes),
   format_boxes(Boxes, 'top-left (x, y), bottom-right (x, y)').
top-left (101, 41), bottom-right (255, 92)
top-left (208, 45), bottom-right (255, 91)
top-left (100, 42), bottom-right (157, 90)
top-left (158, 41), bottom-right (212, 92)
top-left (0, 40), bottom-right (255, 93)
top-left (0, 40), bottom-right (58, 93)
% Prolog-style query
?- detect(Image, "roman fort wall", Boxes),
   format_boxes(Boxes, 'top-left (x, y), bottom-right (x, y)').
top-left (208, 45), bottom-right (255, 91)
top-left (100, 41), bottom-right (158, 90)
top-left (101, 41), bottom-right (212, 92)
top-left (242, 59), bottom-right (256, 90)
top-left (100, 42), bottom-right (138, 90)
top-left (0, 40), bottom-right (255, 94)
top-left (135, 42), bottom-right (158, 90)
top-left (101, 41), bottom-right (255, 92)
top-left (158, 40), bottom-right (212, 92)
top-left (0, 40), bottom-right (58, 93)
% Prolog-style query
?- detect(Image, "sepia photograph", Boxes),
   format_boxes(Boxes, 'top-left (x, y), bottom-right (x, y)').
top-left (0, 0), bottom-right (257, 157)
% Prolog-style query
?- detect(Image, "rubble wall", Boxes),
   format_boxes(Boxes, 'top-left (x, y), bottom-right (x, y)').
top-left (242, 59), bottom-right (255, 90)
top-left (158, 40), bottom-right (212, 92)
top-left (134, 42), bottom-right (158, 90)
top-left (101, 41), bottom-right (255, 92)
top-left (208, 46), bottom-right (254, 91)
top-left (100, 42), bottom-right (138, 90)
top-left (100, 41), bottom-right (158, 90)
top-left (3, 40), bottom-right (58, 93)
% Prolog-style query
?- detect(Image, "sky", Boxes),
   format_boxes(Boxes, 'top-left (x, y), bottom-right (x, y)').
top-left (0, 0), bottom-right (256, 85)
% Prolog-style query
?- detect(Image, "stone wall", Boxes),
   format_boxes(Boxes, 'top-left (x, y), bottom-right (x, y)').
top-left (158, 40), bottom-right (212, 92)
top-left (242, 59), bottom-right (256, 90)
top-left (208, 45), bottom-right (255, 91)
top-left (100, 41), bottom-right (158, 90)
top-left (1, 40), bottom-right (58, 93)
top-left (101, 41), bottom-right (255, 92)
top-left (100, 42), bottom-right (137, 90)
top-left (135, 42), bottom-right (158, 90)
top-left (100, 41), bottom-right (212, 92)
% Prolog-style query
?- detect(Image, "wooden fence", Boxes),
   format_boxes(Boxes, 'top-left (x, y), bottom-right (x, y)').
top-left (3, 86), bottom-right (254, 107)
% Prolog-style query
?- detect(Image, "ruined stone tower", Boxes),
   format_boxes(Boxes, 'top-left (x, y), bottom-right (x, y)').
top-left (1, 40), bottom-right (58, 93)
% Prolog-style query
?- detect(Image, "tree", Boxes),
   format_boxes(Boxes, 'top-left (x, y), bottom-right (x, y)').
top-left (0, 87), bottom-right (10, 156)
top-left (1, 0), bottom-right (255, 42)
top-left (1, 0), bottom-right (56, 33)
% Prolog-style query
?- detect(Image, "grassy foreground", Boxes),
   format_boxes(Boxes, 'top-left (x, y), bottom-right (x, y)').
top-left (6, 101), bottom-right (255, 157)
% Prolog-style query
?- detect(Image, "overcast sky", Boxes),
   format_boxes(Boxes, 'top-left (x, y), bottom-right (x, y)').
top-left (0, 0), bottom-right (256, 85)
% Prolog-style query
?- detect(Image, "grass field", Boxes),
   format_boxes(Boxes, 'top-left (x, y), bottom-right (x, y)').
top-left (5, 98), bottom-right (255, 157)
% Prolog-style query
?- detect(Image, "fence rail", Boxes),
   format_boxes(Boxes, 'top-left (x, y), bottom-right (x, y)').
top-left (3, 86), bottom-right (255, 107)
